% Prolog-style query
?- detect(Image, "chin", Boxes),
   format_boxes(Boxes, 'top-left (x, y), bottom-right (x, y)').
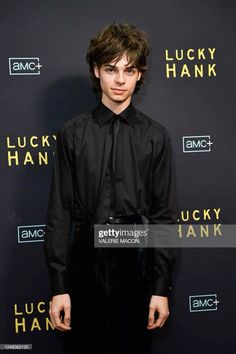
top-left (113, 98), bottom-right (127, 103)
top-left (111, 94), bottom-right (129, 102)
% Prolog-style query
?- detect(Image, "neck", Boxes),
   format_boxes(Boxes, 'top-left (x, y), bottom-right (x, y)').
top-left (101, 96), bottom-right (131, 114)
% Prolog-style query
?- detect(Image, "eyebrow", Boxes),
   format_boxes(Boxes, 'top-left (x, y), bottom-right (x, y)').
top-left (103, 63), bottom-right (137, 68)
top-left (103, 64), bottom-right (116, 68)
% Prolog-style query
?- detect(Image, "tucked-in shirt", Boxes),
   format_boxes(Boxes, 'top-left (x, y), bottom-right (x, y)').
top-left (44, 100), bottom-right (178, 297)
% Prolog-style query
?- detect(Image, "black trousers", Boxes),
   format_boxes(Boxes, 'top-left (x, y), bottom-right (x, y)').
top-left (63, 223), bottom-right (152, 354)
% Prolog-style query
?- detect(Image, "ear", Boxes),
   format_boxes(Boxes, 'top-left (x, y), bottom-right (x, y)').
top-left (94, 65), bottom-right (100, 79)
top-left (137, 72), bottom-right (142, 81)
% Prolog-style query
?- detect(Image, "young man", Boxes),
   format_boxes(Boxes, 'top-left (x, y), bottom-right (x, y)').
top-left (44, 22), bottom-right (178, 354)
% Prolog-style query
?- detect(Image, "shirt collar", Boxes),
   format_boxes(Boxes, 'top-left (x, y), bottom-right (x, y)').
top-left (92, 101), bottom-right (139, 127)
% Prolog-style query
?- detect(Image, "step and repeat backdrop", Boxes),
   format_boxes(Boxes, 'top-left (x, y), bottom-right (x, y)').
top-left (1, 0), bottom-right (236, 353)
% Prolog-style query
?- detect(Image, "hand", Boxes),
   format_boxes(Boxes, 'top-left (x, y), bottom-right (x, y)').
top-left (147, 295), bottom-right (169, 330)
top-left (49, 293), bottom-right (72, 331)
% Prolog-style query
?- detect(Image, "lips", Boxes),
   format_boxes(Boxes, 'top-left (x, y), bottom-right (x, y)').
top-left (111, 88), bottom-right (127, 94)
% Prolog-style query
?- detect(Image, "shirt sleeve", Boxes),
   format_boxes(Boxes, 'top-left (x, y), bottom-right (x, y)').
top-left (148, 129), bottom-right (179, 297)
top-left (43, 125), bottom-right (74, 297)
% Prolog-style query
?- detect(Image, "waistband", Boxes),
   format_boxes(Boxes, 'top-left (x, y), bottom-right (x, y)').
top-left (104, 214), bottom-right (149, 225)
top-left (72, 210), bottom-right (149, 228)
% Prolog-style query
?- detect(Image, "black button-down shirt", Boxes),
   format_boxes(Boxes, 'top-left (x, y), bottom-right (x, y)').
top-left (44, 101), bottom-right (178, 297)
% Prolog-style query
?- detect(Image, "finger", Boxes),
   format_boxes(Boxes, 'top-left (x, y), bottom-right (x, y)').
top-left (58, 311), bottom-right (72, 331)
top-left (152, 316), bottom-right (165, 329)
top-left (49, 308), bottom-right (57, 329)
top-left (147, 307), bottom-right (155, 327)
top-left (49, 312), bottom-right (56, 328)
top-left (147, 312), bottom-right (168, 329)
top-left (63, 305), bottom-right (71, 327)
top-left (53, 311), bottom-right (71, 331)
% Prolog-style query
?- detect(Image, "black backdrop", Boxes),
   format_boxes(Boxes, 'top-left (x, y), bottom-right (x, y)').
top-left (1, 0), bottom-right (236, 353)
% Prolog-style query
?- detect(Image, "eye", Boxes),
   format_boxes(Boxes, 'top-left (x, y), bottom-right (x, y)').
top-left (104, 67), bottom-right (114, 73)
top-left (126, 67), bottom-right (137, 74)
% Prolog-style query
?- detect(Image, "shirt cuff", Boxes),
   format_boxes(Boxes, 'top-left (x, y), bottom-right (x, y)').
top-left (49, 272), bottom-right (70, 296)
top-left (152, 275), bottom-right (172, 297)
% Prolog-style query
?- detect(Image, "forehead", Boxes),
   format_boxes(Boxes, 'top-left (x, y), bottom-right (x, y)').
top-left (105, 53), bottom-right (135, 67)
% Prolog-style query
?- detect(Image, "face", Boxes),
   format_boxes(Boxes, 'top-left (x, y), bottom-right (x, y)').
top-left (94, 54), bottom-right (142, 110)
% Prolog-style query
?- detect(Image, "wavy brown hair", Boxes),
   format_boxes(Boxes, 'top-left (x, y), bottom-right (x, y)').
top-left (86, 22), bottom-right (149, 95)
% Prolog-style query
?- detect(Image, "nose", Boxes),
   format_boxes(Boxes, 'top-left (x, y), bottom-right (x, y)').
top-left (115, 70), bottom-right (125, 84)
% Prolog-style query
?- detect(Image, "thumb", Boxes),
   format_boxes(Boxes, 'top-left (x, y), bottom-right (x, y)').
top-left (64, 307), bottom-right (71, 326)
top-left (148, 307), bottom-right (155, 327)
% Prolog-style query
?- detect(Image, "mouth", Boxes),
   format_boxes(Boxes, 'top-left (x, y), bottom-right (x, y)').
top-left (111, 88), bottom-right (127, 94)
